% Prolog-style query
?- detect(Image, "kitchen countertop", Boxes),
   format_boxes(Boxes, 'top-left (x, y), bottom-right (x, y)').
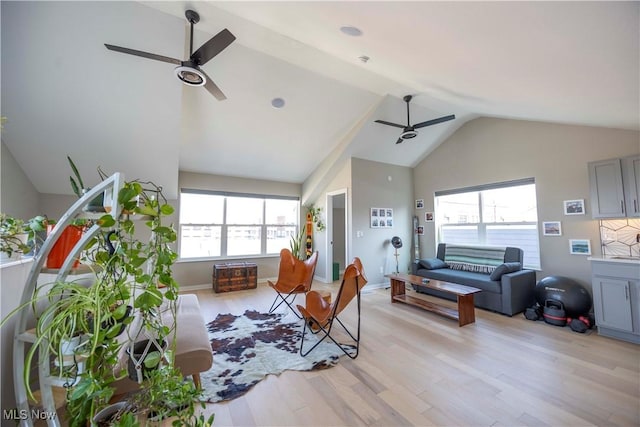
top-left (588, 255), bottom-right (640, 265)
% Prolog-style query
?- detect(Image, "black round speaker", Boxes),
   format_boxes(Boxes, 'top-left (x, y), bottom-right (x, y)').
top-left (534, 276), bottom-right (592, 317)
top-left (391, 236), bottom-right (403, 249)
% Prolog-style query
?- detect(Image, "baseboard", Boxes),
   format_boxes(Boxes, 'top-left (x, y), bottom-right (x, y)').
top-left (180, 283), bottom-right (211, 291)
top-left (362, 282), bottom-right (390, 293)
top-left (180, 279), bottom-right (275, 292)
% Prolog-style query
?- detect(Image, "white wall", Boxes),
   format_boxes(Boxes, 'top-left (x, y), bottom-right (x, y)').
top-left (0, 141), bottom-right (39, 218)
top-left (413, 117), bottom-right (640, 290)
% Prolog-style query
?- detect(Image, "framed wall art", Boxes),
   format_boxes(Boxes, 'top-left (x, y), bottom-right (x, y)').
top-left (371, 207), bottom-right (393, 228)
top-left (569, 239), bottom-right (591, 255)
top-left (563, 199), bottom-right (585, 215)
top-left (542, 221), bottom-right (562, 236)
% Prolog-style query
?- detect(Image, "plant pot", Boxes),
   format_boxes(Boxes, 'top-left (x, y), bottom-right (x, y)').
top-left (127, 339), bottom-right (167, 383)
top-left (46, 224), bottom-right (83, 269)
top-left (92, 401), bottom-right (128, 426)
top-left (88, 305), bottom-right (132, 337)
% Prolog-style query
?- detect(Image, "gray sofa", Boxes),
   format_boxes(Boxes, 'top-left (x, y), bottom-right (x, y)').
top-left (411, 243), bottom-right (536, 316)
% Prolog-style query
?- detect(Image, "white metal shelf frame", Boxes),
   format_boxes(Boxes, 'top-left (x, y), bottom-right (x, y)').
top-left (13, 173), bottom-right (123, 427)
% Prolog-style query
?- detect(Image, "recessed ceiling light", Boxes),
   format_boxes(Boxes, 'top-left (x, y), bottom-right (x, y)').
top-left (271, 98), bottom-right (285, 109)
top-left (340, 26), bottom-right (362, 37)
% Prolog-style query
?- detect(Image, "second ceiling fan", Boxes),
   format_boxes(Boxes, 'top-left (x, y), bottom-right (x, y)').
top-left (375, 95), bottom-right (455, 144)
top-left (105, 10), bottom-right (235, 101)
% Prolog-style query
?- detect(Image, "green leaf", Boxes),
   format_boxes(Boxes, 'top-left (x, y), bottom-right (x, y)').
top-left (112, 304), bottom-right (129, 320)
top-left (137, 205), bottom-right (158, 217)
top-left (67, 156), bottom-right (84, 190)
top-left (118, 187), bottom-right (138, 204)
top-left (160, 204), bottom-right (174, 215)
top-left (97, 214), bottom-right (115, 228)
top-left (69, 377), bottom-right (93, 400)
top-left (143, 351), bottom-right (161, 369)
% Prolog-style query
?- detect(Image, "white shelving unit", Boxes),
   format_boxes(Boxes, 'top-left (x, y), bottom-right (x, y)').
top-left (12, 173), bottom-right (123, 426)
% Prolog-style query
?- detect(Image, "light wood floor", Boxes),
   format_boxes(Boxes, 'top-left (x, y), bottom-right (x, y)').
top-left (191, 280), bottom-right (640, 427)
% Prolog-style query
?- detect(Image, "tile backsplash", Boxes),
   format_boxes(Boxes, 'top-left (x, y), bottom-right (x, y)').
top-left (600, 219), bottom-right (640, 257)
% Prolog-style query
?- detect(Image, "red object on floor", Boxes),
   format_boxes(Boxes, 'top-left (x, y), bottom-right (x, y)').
top-left (46, 224), bottom-right (83, 269)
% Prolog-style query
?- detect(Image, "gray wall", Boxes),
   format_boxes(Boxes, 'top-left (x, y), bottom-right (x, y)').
top-left (413, 117), bottom-right (640, 291)
top-left (352, 158), bottom-right (414, 285)
top-left (1, 141), bottom-right (39, 218)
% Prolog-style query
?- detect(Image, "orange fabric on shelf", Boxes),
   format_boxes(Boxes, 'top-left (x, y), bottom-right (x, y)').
top-left (46, 225), bottom-right (83, 269)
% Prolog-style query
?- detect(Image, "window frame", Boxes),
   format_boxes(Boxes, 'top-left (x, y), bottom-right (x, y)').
top-left (178, 189), bottom-right (299, 260)
top-left (435, 178), bottom-right (541, 269)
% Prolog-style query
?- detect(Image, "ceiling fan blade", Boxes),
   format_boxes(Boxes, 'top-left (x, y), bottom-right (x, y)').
top-left (413, 114), bottom-right (456, 129)
top-left (104, 44), bottom-right (181, 65)
top-left (375, 120), bottom-right (406, 129)
top-left (201, 69), bottom-right (227, 101)
top-left (395, 137), bottom-right (404, 144)
top-left (191, 29), bottom-right (236, 66)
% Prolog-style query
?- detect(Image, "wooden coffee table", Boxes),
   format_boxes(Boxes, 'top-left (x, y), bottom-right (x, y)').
top-left (388, 273), bottom-right (481, 326)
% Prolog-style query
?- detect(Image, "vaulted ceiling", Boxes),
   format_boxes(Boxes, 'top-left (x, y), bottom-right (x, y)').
top-left (2, 1), bottom-right (638, 199)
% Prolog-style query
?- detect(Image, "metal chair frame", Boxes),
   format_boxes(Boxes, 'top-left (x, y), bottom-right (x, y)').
top-left (297, 259), bottom-right (367, 359)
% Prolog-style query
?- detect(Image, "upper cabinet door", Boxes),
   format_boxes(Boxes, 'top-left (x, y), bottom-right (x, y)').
top-left (622, 155), bottom-right (640, 218)
top-left (589, 158), bottom-right (626, 218)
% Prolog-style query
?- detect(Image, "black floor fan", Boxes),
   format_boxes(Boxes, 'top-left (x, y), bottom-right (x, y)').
top-left (391, 236), bottom-right (403, 274)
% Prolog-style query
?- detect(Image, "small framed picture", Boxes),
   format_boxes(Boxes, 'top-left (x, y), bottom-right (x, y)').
top-left (371, 208), bottom-right (378, 217)
top-left (542, 221), bottom-right (562, 236)
top-left (416, 226), bottom-right (424, 235)
top-left (569, 239), bottom-right (591, 255)
top-left (379, 209), bottom-right (386, 218)
top-left (563, 199), bottom-right (585, 215)
top-left (386, 209), bottom-right (393, 217)
top-left (425, 212), bottom-right (434, 222)
top-left (415, 199), bottom-right (424, 209)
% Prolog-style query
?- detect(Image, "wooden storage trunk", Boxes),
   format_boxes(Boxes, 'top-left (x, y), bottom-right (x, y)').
top-left (212, 262), bottom-right (258, 293)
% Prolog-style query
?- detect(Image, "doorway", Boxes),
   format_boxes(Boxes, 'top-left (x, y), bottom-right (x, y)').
top-left (325, 189), bottom-right (348, 283)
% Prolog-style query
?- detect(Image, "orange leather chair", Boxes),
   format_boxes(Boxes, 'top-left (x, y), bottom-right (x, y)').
top-left (268, 248), bottom-right (318, 318)
top-left (296, 257), bottom-right (367, 359)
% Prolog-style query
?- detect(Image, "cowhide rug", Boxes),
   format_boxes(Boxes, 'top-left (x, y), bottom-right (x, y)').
top-left (200, 309), bottom-right (355, 403)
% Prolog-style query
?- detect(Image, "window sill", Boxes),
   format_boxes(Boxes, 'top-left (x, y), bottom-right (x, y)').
top-left (176, 254), bottom-right (280, 264)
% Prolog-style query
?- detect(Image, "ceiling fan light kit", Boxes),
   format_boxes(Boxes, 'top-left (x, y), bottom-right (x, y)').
top-left (105, 10), bottom-right (235, 100)
top-left (174, 65), bottom-right (206, 86)
top-left (375, 95), bottom-right (455, 144)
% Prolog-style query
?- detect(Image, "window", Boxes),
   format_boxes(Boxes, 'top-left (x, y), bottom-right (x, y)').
top-left (179, 190), bottom-right (299, 259)
top-left (435, 179), bottom-right (540, 269)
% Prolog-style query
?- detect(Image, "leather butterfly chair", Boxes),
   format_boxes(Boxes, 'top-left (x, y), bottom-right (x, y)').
top-left (268, 248), bottom-right (318, 318)
top-left (296, 257), bottom-right (368, 359)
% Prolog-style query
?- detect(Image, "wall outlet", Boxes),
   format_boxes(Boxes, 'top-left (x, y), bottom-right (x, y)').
top-left (379, 266), bottom-right (384, 274)
top-left (356, 230), bottom-right (363, 238)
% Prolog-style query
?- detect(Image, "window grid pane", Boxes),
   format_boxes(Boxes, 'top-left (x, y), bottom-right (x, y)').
top-left (227, 226), bottom-right (262, 256)
top-left (436, 182), bottom-right (540, 269)
top-left (179, 192), bottom-right (299, 259)
top-left (180, 225), bottom-right (221, 258)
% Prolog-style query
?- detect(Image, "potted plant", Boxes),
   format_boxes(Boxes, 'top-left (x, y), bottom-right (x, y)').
top-left (68, 155), bottom-right (109, 212)
top-left (93, 364), bottom-right (214, 426)
top-left (0, 213), bottom-right (31, 260)
top-left (2, 175), bottom-right (204, 425)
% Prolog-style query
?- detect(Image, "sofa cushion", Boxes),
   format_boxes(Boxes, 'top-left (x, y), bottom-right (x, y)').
top-left (443, 245), bottom-right (506, 274)
top-left (418, 268), bottom-right (502, 293)
top-left (489, 262), bottom-right (522, 281)
top-left (418, 258), bottom-right (447, 270)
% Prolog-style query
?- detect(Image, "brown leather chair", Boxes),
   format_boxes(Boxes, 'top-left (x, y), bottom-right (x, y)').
top-left (296, 257), bottom-right (367, 359)
top-left (268, 248), bottom-right (318, 318)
